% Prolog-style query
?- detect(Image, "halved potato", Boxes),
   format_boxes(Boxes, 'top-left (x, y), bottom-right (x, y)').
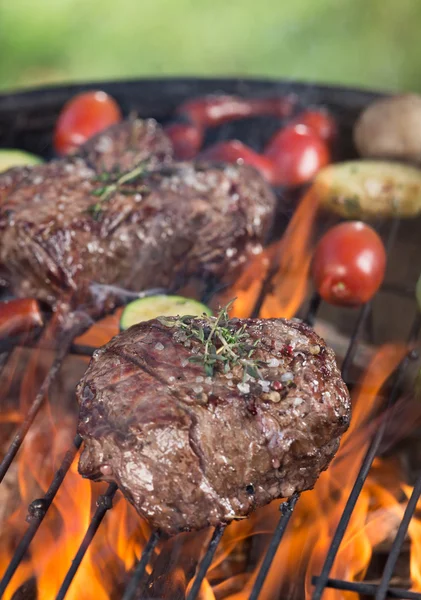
top-left (314, 160), bottom-right (421, 219)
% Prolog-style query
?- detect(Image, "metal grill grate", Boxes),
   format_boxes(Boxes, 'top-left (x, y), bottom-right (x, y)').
top-left (1, 220), bottom-right (420, 599)
top-left (0, 79), bottom-right (421, 600)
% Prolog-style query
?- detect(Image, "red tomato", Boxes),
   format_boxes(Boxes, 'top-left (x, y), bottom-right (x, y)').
top-left (0, 298), bottom-right (43, 338)
top-left (200, 140), bottom-right (274, 181)
top-left (54, 91), bottom-right (122, 155)
top-left (291, 109), bottom-right (337, 143)
top-left (312, 221), bottom-right (386, 306)
top-left (264, 124), bottom-right (330, 186)
top-left (165, 122), bottom-right (203, 160)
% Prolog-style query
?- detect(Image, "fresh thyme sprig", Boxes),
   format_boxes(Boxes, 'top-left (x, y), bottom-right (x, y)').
top-left (158, 301), bottom-right (264, 380)
top-left (86, 162), bottom-right (149, 220)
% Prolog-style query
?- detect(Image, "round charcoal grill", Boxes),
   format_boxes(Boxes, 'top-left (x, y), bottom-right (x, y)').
top-left (0, 78), bottom-right (420, 600)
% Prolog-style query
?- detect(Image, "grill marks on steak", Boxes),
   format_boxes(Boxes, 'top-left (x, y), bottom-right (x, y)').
top-left (77, 316), bottom-right (350, 535)
top-left (0, 120), bottom-right (275, 310)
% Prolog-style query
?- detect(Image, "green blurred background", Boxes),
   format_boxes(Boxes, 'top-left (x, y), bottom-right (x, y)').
top-left (1, 0), bottom-right (421, 93)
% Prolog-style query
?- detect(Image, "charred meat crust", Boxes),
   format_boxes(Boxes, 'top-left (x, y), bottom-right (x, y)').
top-left (0, 119), bottom-right (276, 310)
top-left (77, 316), bottom-right (351, 535)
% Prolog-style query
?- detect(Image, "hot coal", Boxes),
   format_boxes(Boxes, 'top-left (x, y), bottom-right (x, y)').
top-left (77, 315), bottom-right (350, 535)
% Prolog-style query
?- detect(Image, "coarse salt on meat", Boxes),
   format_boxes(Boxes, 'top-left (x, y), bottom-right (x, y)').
top-left (77, 315), bottom-right (350, 534)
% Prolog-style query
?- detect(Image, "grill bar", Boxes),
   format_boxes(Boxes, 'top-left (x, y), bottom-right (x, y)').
top-left (0, 338), bottom-right (98, 357)
top-left (70, 343), bottom-right (96, 357)
top-left (186, 524), bottom-right (227, 600)
top-left (311, 577), bottom-right (421, 599)
top-left (241, 286), bottom-right (318, 600)
top-left (249, 493), bottom-right (300, 600)
top-left (55, 483), bottom-right (118, 600)
top-left (375, 472), bottom-right (421, 600)
top-left (0, 329), bottom-right (43, 354)
top-left (312, 311), bottom-right (421, 600)
top-left (0, 208), bottom-right (418, 599)
top-left (339, 217), bottom-right (400, 382)
top-left (304, 293), bottom-right (322, 328)
top-left (312, 431), bottom-right (386, 600)
top-left (0, 322), bottom-right (86, 484)
top-left (119, 273), bottom-right (322, 599)
top-left (340, 301), bottom-right (372, 381)
top-left (122, 530), bottom-right (161, 600)
top-left (0, 434), bottom-right (82, 597)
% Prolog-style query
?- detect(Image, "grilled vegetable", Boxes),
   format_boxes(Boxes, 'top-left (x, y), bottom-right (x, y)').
top-left (54, 91), bottom-right (122, 155)
top-left (312, 221), bottom-right (386, 306)
top-left (314, 160), bottom-right (421, 218)
top-left (0, 298), bottom-right (43, 339)
top-left (120, 295), bottom-right (211, 330)
top-left (200, 140), bottom-right (274, 182)
top-left (0, 149), bottom-right (43, 173)
top-left (291, 109), bottom-right (337, 143)
top-left (264, 124), bottom-right (330, 186)
top-left (354, 94), bottom-right (421, 163)
top-left (164, 122), bottom-right (203, 160)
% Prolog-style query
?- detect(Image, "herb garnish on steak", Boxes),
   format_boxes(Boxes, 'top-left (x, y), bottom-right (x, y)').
top-left (159, 301), bottom-right (263, 380)
top-left (77, 309), bottom-right (351, 535)
top-left (0, 119), bottom-right (276, 310)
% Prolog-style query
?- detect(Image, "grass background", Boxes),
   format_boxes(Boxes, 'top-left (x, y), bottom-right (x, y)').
top-left (1, 0), bottom-right (421, 92)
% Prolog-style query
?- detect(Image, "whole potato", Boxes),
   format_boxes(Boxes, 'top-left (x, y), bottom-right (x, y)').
top-left (314, 160), bottom-right (421, 219)
top-left (354, 94), bottom-right (421, 164)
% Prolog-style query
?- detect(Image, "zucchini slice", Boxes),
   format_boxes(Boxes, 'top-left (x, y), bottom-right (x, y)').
top-left (314, 160), bottom-right (421, 218)
top-left (120, 295), bottom-right (212, 330)
top-left (0, 149), bottom-right (43, 173)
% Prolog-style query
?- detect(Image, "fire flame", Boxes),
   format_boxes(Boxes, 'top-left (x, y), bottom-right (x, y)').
top-left (221, 188), bottom-right (319, 321)
top-left (1, 185), bottom-right (421, 599)
top-left (259, 189), bottom-right (319, 320)
top-left (2, 326), bottom-right (420, 600)
top-left (0, 332), bottom-right (147, 600)
top-left (192, 344), bottom-right (421, 600)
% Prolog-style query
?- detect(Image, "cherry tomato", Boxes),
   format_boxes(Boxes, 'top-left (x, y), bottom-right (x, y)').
top-left (200, 140), bottom-right (274, 181)
top-left (54, 91), bottom-right (122, 155)
top-left (264, 124), bottom-right (330, 186)
top-left (0, 298), bottom-right (43, 339)
top-left (164, 122), bottom-right (203, 160)
top-left (312, 221), bottom-right (386, 306)
top-left (291, 109), bottom-right (337, 143)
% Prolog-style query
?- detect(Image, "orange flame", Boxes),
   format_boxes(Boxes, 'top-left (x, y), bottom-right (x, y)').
top-left (221, 188), bottom-right (318, 320)
top-left (0, 331), bottom-right (146, 600)
top-left (1, 334), bottom-right (420, 600)
top-left (75, 308), bottom-right (123, 350)
top-left (260, 189), bottom-right (319, 320)
top-left (1, 187), bottom-right (421, 599)
top-left (190, 343), bottom-right (421, 600)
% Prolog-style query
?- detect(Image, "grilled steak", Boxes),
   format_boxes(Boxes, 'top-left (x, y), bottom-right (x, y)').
top-left (0, 119), bottom-right (172, 203)
top-left (0, 120), bottom-right (275, 310)
top-left (77, 314), bottom-right (350, 535)
top-left (79, 118), bottom-right (173, 173)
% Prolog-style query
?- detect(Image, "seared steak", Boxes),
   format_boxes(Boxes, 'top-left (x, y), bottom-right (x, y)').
top-left (79, 118), bottom-right (173, 173)
top-left (77, 314), bottom-right (350, 535)
top-left (0, 120), bottom-right (275, 310)
top-left (0, 118), bottom-right (172, 203)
